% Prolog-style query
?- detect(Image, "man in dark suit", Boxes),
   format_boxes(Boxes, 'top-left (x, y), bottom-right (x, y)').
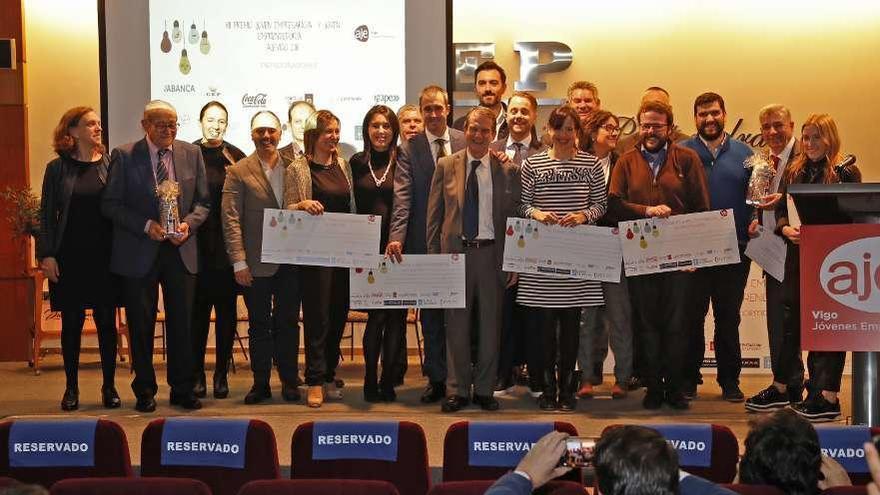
top-left (426, 106), bottom-right (520, 413)
top-left (222, 111), bottom-right (301, 405)
top-left (386, 85), bottom-right (465, 403)
top-left (488, 91), bottom-right (545, 397)
top-left (452, 61), bottom-right (509, 141)
top-left (102, 100), bottom-right (209, 411)
top-left (278, 99), bottom-right (315, 163)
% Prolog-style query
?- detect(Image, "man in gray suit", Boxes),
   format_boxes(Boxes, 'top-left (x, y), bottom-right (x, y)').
top-left (222, 111), bottom-right (301, 405)
top-left (386, 85), bottom-right (465, 403)
top-left (426, 106), bottom-right (520, 412)
top-left (102, 100), bottom-right (209, 412)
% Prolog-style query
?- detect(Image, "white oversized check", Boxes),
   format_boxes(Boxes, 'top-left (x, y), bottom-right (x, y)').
top-left (261, 209), bottom-right (380, 268)
top-left (349, 254), bottom-right (466, 309)
top-left (618, 209), bottom-right (740, 277)
top-left (502, 217), bottom-right (623, 282)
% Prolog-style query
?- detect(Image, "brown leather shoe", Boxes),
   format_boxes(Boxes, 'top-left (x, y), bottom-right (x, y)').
top-left (611, 383), bottom-right (627, 399)
top-left (307, 385), bottom-right (324, 408)
top-left (576, 382), bottom-right (594, 398)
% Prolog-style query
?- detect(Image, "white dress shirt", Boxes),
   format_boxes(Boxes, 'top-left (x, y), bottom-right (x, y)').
top-left (762, 136), bottom-right (796, 228)
top-left (466, 150), bottom-right (494, 240)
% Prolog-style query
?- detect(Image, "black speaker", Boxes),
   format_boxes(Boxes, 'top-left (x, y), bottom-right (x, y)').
top-left (0, 39), bottom-right (16, 70)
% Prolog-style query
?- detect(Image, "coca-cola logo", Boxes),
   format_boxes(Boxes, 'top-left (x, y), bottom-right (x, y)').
top-left (819, 237), bottom-right (880, 313)
top-left (241, 93), bottom-right (268, 108)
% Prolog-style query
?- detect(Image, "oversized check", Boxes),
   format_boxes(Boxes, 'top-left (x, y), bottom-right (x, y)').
top-left (502, 217), bottom-right (622, 282)
top-left (349, 254), bottom-right (466, 309)
top-left (618, 209), bottom-right (740, 277)
top-left (745, 224), bottom-right (787, 282)
top-left (261, 209), bottom-right (380, 268)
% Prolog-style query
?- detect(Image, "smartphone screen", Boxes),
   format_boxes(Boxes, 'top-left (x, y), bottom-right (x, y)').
top-left (562, 437), bottom-right (597, 468)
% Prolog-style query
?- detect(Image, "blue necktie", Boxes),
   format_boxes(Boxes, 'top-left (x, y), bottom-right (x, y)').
top-left (463, 160), bottom-right (480, 240)
top-left (156, 149), bottom-right (169, 183)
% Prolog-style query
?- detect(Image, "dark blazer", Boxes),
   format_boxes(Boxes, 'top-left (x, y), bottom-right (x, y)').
top-left (596, 151), bottom-right (622, 227)
top-left (101, 138), bottom-right (209, 277)
top-left (388, 128), bottom-right (465, 254)
top-left (488, 137), bottom-right (546, 167)
top-left (37, 154), bottom-right (109, 260)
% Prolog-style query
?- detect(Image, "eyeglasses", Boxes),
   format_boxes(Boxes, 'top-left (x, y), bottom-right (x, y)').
top-left (600, 124), bottom-right (621, 134)
top-left (639, 123), bottom-right (668, 131)
top-left (151, 121), bottom-right (180, 131)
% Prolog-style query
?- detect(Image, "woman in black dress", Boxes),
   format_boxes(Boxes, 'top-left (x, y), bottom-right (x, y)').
top-left (350, 105), bottom-right (406, 402)
top-left (190, 101), bottom-right (245, 399)
top-left (37, 106), bottom-right (120, 411)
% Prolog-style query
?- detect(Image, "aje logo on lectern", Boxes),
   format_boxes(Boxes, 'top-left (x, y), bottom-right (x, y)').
top-left (819, 237), bottom-right (880, 313)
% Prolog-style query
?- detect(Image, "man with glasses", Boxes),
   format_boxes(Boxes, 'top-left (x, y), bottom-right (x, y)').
top-left (617, 87), bottom-right (689, 154)
top-left (103, 99), bottom-right (210, 412)
top-left (608, 100), bottom-right (709, 410)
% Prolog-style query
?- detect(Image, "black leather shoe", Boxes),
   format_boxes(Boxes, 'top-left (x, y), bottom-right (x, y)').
top-left (538, 393), bottom-right (558, 411)
top-left (213, 375), bottom-right (229, 399)
top-left (666, 392), bottom-right (690, 410)
top-left (170, 393), bottom-right (203, 410)
top-left (627, 376), bottom-right (644, 391)
top-left (472, 394), bottom-right (499, 411)
top-left (61, 387), bottom-right (79, 411)
top-left (379, 385), bottom-right (397, 403)
top-left (135, 395), bottom-right (157, 413)
top-left (558, 395), bottom-right (576, 412)
top-left (244, 385), bottom-right (272, 405)
top-left (193, 373), bottom-right (207, 398)
top-left (421, 381), bottom-right (446, 403)
top-left (364, 383), bottom-right (381, 403)
top-left (441, 395), bottom-right (469, 413)
top-left (281, 382), bottom-right (301, 402)
top-left (102, 386), bottom-right (121, 409)
top-left (642, 390), bottom-right (663, 410)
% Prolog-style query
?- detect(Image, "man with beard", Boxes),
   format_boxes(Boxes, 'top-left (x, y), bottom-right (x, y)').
top-left (222, 111), bottom-right (302, 404)
top-left (453, 61), bottom-right (509, 140)
top-left (617, 87), bottom-right (689, 154)
top-left (680, 92), bottom-right (754, 402)
top-left (609, 100), bottom-right (709, 410)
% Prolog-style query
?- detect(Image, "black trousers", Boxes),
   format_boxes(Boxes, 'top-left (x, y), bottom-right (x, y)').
top-left (363, 309), bottom-right (406, 386)
top-left (537, 307), bottom-right (581, 395)
top-left (301, 266), bottom-right (349, 386)
top-left (420, 308), bottom-right (446, 383)
top-left (240, 265), bottom-right (300, 386)
top-left (766, 272), bottom-right (804, 387)
top-left (122, 243), bottom-right (195, 398)
top-left (629, 271), bottom-right (691, 396)
top-left (497, 285), bottom-right (527, 380)
top-left (684, 248), bottom-right (752, 389)
top-left (61, 305), bottom-right (117, 389)
top-left (191, 266), bottom-right (237, 380)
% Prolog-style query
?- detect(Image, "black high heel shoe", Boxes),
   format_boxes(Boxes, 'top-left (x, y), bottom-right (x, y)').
top-left (102, 386), bottom-right (121, 409)
top-left (61, 387), bottom-right (79, 411)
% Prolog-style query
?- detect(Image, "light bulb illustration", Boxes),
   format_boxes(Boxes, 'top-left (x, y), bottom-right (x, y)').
top-left (517, 235), bottom-right (525, 248)
top-left (171, 20), bottom-right (182, 43)
top-left (652, 225), bottom-right (660, 237)
top-left (178, 49), bottom-right (191, 74)
top-left (525, 223), bottom-right (533, 234)
top-left (532, 227), bottom-right (539, 239)
top-left (296, 218), bottom-right (303, 228)
top-left (199, 29), bottom-right (211, 55)
top-left (506, 225), bottom-right (514, 236)
top-left (160, 21), bottom-right (172, 53)
top-left (188, 21), bottom-right (199, 44)
top-left (639, 236), bottom-right (647, 249)
top-left (626, 227), bottom-right (634, 240)
top-left (514, 221), bottom-right (521, 233)
top-left (367, 271), bottom-right (375, 284)
top-left (379, 261), bottom-right (388, 274)
top-left (633, 223), bottom-right (640, 234)
top-left (270, 216), bottom-right (278, 227)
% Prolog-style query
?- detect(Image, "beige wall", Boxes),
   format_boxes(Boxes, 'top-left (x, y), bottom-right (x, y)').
top-left (453, 0), bottom-right (880, 181)
top-left (24, 0), bottom-right (100, 189)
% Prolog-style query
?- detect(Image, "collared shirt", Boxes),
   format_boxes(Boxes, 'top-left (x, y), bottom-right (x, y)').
top-left (146, 136), bottom-right (176, 182)
top-left (425, 127), bottom-right (452, 164)
top-left (466, 150), bottom-right (494, 240)
top-left (640, 143), bottom-right (668, 178)
top-left (699, 133), bottom-right (727, 160)
top-left (763, 136), bottom-right (796, 228)
top-left (596, 154), bottom-right (612, 188)
top-left (505, 134), bottom-right (532, 164)
top-left (259, 152), bottom-right (285, 208)
top-left (495, 108), bottom-right (507, 136)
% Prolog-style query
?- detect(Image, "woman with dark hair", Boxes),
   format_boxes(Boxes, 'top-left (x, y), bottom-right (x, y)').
top-left (38, 107), bottom-right (120, 411)
top-left (284, 109), bottom-right (357, 408)
top-left (774, 114), bottom-right (861, 422)
top-left (517, 105), bottom-right (606, 412)
top-left (190, 101), bottom-right (246, 399)
top-left (349, 105), bottom-right (406, 402)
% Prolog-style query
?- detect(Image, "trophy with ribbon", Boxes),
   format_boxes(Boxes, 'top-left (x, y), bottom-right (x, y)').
top-left (743, 152), bottom-right (776, 206)
top-left (156, 180), bottom-right (183, 239)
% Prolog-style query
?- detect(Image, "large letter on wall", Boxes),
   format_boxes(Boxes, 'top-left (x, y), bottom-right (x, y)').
top-left (453, 43), bottom-right (495, 92)
top-left (513, 42), bottom-right (573, 92)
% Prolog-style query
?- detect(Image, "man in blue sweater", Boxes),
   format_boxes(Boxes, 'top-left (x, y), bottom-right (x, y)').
top-left (681, 92), bottom-right (754, 403)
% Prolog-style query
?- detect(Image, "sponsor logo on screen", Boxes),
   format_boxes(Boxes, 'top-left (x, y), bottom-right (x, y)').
top-left (354, 25), bottom-right (370, 42)
top-left (205, 86), bottom-right (221, 98)
top-left (819, 237), bottom-right (880, 313)
top-left (373, 94), bottom-right (400, 104)
top-left (242, 93), bottom-right (268, 108)
top-left (163, 83), bottom-right (196, 93)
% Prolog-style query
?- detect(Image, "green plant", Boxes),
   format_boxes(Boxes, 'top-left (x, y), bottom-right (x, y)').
top-left (0, 186), bottom-right (40, 238)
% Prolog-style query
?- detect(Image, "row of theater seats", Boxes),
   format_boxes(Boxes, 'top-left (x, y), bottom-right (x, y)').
top-left (1, 419), bottom-right (877, 495)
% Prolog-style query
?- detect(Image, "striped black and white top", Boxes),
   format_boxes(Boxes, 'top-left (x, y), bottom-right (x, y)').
top-left (516, 150), bottom-right (607, 308)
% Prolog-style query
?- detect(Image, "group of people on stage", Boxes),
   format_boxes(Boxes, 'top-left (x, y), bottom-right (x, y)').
top-left (38, 60), bottom-right (860, 420)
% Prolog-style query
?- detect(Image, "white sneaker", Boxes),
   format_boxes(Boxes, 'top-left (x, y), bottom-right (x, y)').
top-left (324, 381), bottom-right (343, 400)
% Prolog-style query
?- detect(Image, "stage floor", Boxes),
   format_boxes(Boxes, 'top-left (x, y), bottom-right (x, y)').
top-left (0, 355), bottom-right (854, 471)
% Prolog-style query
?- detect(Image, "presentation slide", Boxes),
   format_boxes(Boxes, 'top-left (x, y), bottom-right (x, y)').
top-left (148, 0), bottom-right (405, 155)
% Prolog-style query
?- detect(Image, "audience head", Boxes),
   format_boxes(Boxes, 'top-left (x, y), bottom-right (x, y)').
top-left (546, 105), bottom-right (582, 152)
top-left (739, 409), bottom-right (822, 495)
top-left (199, 100), bottom-right (230, 146)
top-left (53, 106), bottom-right (104, 157)
top-left (304, 109), bottom-right (341, 160)
top-left (583, 109), bottom-right (620, 154)
top-left (287, 100), bottom-right (316, 145)
top-left (397, 103), bottom-right (424, 141)
top-left (693, 92), bottom-right (727, 142)
top-left (362, 104), bottom-right (399, 154)
top-left (0, 482), bottom-right (49, 495)
top-left (566, 81), bottom-right (600, 124)
top-left (473, 60), bottom-right (507, 110)
top-left (142, 99), bottom-right (178, 148)
top-left (641, 86), bottom-right (671, 106)
top-left (419, 85), bottom-right (451, 136)
top-left (249, 110), bottom-right (282, 156)
top-left (463, 106), bottom-right (496, 157)
top-left (506, 91), bottom-right (538, 142)
top-left (637, 100), bottom-right (674, 153)
top-left (758, 104), bottom-right (794, 155)
top-left (595, 425), bottom-right (679, 495)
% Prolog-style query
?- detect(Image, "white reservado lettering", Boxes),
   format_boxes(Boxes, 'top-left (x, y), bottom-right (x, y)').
top-left (12, 442), bottom-right (89, 453)
top-left (822, 447), bottom-right (865, 459)
top-left (471, 441), bottom-right (535, 452)
top-left (316, 434), bottom-right (393, 446)
top-left (165, 441), bottom-right (240, 454)
top-left (668, 439), bottom-right (707, 451)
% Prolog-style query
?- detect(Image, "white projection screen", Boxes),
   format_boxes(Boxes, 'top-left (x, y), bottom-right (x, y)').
top-left (101, 0), bottom-right (448, 156)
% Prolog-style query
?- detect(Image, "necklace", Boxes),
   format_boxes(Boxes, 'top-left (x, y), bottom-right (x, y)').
top-left (367, 153), bottom-right (392, 187)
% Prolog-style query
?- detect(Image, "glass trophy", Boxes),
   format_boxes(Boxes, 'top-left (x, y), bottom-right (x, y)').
top-left (156, 180), bottom-right (183, 239)
top-left (744, 153), bottom-right (776, 206)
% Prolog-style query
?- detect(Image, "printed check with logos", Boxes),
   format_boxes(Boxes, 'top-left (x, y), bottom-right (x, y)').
top-left (619, 209), bottom-right (740, 277)
top-left (261, 209), bottom-right (380, 268)
top-left (502, 217), bottom-right (622, 282)
top-left (350, 254), bottom-right (466, 309)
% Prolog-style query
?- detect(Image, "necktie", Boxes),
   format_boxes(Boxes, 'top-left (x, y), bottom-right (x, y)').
top-left (463, 160), bottom-right (480, 240)
top-left (771, 154), bottom-right (781, 170)
top-left (156, 149), bottom-right (169, 183)
top-left (435, 138), bottom-right (447, 160)
top-left (512, 142), bottom-right (524, 166)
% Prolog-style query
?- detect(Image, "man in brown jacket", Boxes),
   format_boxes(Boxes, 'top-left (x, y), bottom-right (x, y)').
top-left (608, 100), bottom-right (710, 411)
